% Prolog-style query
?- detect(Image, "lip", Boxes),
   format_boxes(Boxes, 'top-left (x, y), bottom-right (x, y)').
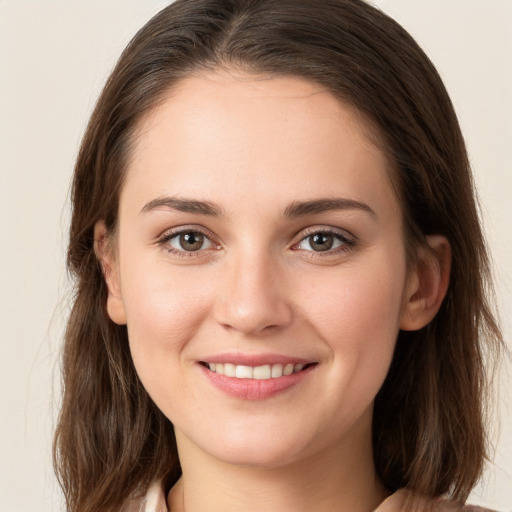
top-left (198, 357), bottom-right (317, 400)
top-left (200, 352), bottom-right (314, 367)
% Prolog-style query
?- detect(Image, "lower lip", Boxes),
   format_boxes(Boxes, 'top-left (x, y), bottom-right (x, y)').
top-left (199, 364), bottom-right (315, 400)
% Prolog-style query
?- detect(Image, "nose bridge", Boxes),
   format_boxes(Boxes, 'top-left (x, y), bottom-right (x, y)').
top-left (215, 243), bottom-right (292, 335)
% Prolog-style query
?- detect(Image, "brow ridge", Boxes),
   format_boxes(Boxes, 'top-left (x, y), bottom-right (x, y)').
top-left (140, 196), bottom-right (224, 216)
top-left (283, 198), bottom-right (376, 218)
top-left (141, 195), bottom-right (375, 219)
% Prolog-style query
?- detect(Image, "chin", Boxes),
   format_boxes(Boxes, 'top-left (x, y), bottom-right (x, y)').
top-left (214, 446), bottom-right (302, 469)
top-left (196, 425), bottom-right (317, 469)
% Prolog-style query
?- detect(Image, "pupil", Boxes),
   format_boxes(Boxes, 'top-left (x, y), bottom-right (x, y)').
top-left (311, 233), bottom-right (333, 251)
top-left (180, 232), bottom-right (203, 251)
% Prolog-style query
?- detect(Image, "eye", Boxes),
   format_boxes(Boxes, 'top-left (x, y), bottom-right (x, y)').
top-left (295, 229), bottom-right (355, 253)
top-left (163, 229), bottom-right (217, 253)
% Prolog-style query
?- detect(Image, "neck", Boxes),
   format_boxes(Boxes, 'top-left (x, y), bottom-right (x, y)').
top-left (168, 415), bottom-right (389, 512)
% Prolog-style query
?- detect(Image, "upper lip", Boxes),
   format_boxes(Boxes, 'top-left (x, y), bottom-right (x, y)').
top-left (199, 353), bottom-right (317, 367)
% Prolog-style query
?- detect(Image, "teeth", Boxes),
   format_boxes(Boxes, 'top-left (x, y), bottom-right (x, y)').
top-left (271, 364), bottom-right (283, 378)
top-left (235, 365), bottom-right (253, 379)
top-left (283, 363), bottom-right (294, 376)
top-left (224, 363), bottom-right (236, 377)
top-left (206, 362), bottom-right (309, 379)
top-left (253, 365), bottom-right (271, 380)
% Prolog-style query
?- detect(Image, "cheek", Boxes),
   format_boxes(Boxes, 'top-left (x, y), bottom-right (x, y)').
top-left (305, 256), bottom-right (404, 327)
top-left (119, 260), bottom-right (214, 383)
top-left (298, 253), bottom-right (406, 388)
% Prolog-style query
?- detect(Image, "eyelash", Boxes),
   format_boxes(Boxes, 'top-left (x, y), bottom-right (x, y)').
top-left (158, 226), bottom-right (220, 258)
top-left (157, 226), bottom-right (356, 258)
top-left (291, 227), bottom-right (356, 257)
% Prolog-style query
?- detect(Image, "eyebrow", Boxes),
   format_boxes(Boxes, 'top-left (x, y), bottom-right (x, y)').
top-left (283, 198), bottom-right (376, 218)
top-left (140, 196), bottom-right (224, 216)
top-left (140, 195), bottom-right (376, 219)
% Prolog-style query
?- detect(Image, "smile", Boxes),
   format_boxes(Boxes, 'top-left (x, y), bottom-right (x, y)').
top-left (204, 362), bottom-right (308, 379)
top-left (199, 360), bottom-right (317, 400)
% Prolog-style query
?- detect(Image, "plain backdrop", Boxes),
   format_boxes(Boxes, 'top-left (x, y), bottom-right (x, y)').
top-left (0, 1), bottom-right (510, 510)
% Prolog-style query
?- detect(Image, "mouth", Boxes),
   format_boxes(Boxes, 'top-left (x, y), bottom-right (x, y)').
top-left (198, 355), bottom-right (318, 400)
top-left (200, 361), bottom-right (316, 379)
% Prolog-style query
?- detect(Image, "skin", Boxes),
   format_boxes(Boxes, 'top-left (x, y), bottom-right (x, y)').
top-left (97, 72), bottom-right (450, 512)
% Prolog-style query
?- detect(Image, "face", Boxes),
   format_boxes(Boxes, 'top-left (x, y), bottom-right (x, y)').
top-left (104, 72), bottom-right (417, 468)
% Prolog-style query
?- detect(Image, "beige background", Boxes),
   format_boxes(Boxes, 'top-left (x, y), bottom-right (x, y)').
top-left (0, 1), bottom-right (510, 510)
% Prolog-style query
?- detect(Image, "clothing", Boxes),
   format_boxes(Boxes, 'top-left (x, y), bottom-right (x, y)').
top-left (120, 482), bottom-right (167, 512)
top-left (376, 489), bottom-right (495, 512)
top-left (121, 481), bottom-right (497, 512)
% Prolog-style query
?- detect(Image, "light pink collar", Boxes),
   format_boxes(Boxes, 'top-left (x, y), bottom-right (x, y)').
top-left (128, 483), bottom-right (494, 512)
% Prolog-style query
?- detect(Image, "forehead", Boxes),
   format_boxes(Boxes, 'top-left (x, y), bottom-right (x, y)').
top-left (133, 71), bottom-right (382, 155)
top-left (122, 71), bottom-right (400, 223)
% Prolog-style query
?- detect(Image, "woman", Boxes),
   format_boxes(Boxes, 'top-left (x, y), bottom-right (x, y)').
top-left (53, 1), bottom-right (503, 511)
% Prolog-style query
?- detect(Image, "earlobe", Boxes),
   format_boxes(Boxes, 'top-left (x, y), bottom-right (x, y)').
top-left (400, 235), bottom-right (451, 331)
top-left (94, 221), bottom-right (127, 325)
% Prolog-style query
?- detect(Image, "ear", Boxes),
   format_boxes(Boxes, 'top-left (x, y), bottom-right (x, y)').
top-left (94, 220), bottom-right (127, 325)
top-left (400, 235), bottom-right (451, 331)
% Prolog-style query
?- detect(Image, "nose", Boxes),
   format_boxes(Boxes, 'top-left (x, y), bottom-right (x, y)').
top-left (213, 250), bottom-right (293, 336)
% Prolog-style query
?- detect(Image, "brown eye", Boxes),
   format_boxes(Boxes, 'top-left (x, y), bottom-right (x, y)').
top-left (308, 233), bottom-right (334, 251)
top-left (179, 232), bottom-right (204, 251)
top-left (296, 230), bottom-right (354, 253)
top-left (167, 230), bottom-right (215, 252)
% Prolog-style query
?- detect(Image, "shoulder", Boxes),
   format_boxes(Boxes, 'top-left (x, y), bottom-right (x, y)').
top-left (461, 507), bottom-right (497, 512)
top-left (445, 505), bottom-right (496, 512)
top-left (122, 484), bottom-right (498, 512)
top-left (376, 489), bottom-right (498, 512)
top-left (120, 481), bottom-right (168, 512)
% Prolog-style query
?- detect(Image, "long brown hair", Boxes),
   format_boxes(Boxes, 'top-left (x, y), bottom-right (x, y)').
top-left (54, 1), bottom-right (503, 510)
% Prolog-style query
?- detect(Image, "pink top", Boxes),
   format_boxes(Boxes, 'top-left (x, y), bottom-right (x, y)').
top-left (121, 481), bottom-right (496, 512)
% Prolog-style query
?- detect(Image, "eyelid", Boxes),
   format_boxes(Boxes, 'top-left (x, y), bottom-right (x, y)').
top-left (291, 226), bottom-right (357, 252)
top-left (157, 225), bottom-right (222, 256)
top-left (156, 224), bottom-right (356, 258)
